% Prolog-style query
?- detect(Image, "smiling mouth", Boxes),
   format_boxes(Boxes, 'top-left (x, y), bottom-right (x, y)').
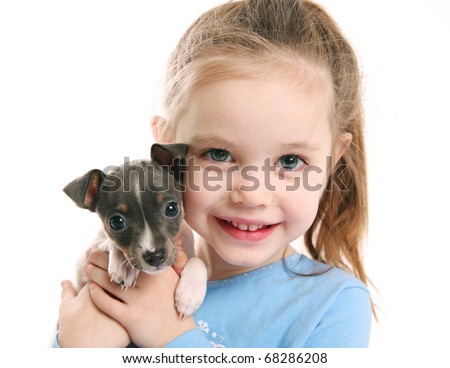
top-left (215, 217), bottom-right (278, 242)
top-left (225, 220), bottom-right (272, 232)
top-left (216, 216), bottom-right (278, 231)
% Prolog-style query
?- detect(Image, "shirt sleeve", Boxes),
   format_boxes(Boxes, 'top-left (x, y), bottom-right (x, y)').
top-left (51, 332), bottom-right (61, 348)
top-left (51, 328), bottom-right (211, 348)
top-left (164, 328), bottom-right (212, 348)
top-left (303, 286), bottom-right (372, 348)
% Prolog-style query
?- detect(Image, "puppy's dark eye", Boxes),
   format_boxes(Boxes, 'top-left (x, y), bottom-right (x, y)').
top-left (109, 215), bottom-right (126, 231)
top-left (165, 201), bottom-right (180, 218)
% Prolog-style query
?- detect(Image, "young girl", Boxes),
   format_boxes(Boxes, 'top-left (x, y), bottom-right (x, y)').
top-left (55, 0), bottom-right (372, 348)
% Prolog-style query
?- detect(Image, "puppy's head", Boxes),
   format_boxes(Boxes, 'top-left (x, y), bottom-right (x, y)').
top-left (63, 143), bottom-right (189, 274)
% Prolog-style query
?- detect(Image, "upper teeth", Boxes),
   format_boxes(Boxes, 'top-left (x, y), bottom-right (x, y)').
top-left (228, 221), bottom-right (266, 231)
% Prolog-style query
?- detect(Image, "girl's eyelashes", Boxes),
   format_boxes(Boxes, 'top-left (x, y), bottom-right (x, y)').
top-left (277, 154), bottom-right (308, 171)
top-left (202, 148), bottom-right (233, 163)
top-left (199, 149), bottom-right (308, 170)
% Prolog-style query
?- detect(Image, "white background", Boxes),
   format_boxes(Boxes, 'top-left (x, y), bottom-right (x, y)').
top-left (1, 0), bottom-right (449, 364)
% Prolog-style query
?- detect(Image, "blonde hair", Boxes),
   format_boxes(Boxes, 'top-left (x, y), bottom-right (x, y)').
top-left (158, 0), bottom-right (369, 287)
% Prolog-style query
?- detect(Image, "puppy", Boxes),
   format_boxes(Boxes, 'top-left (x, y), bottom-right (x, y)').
top-left (63, 143), bottom-right (207, 317)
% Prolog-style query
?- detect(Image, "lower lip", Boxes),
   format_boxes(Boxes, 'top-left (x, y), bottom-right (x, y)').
top-left (215, 218), bottom-right (278, 242)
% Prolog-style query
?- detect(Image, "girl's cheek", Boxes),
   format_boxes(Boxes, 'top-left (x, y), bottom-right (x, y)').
top-left (184, 165), bottom-right (207, 196)
top-left (183, 168), bottom-right (215, 210)
top-left (182, 187), bottom-right (201, 230)
top-left (300, 167), bottom-right (328, 194)
top-left (184, 159), bottom-right (230, 195)
top-left (272, 167), bottom-right (327, 197)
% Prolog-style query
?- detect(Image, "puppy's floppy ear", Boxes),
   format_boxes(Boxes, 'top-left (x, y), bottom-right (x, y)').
top-left (151, 143), bottom-right (189, 182)
top-left (151, 143), bottom-right (189, 165)
top-left (63, 169), bottom-right (104, 212)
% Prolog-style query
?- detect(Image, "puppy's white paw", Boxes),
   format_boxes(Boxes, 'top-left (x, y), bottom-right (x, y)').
top-left (108, 248), bottom-right (139, 289)
top-left (110, 265), bottom-right (140, 289)
top-left (175, 257), bottom-right (207, 317)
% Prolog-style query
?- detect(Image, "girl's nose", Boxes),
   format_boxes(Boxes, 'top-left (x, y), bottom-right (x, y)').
top-left (229, 168), bottom-right (273, 207)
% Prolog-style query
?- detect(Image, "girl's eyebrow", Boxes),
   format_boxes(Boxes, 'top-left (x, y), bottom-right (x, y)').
top-left (281, 142), bottom-right (322, 151)
top-left (190, 135), bottom-right (321, 151)
top-left (190, 135), bottom-right (236, 148)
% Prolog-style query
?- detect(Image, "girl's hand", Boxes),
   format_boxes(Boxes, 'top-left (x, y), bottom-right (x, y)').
top-left (85, 248), bottom-right (197, 347)
top-left (58, 277), bottom-right (131, 347)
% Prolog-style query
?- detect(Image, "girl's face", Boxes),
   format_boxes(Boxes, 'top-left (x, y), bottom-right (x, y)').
top-left (174, 72), bottom-right (336, 279)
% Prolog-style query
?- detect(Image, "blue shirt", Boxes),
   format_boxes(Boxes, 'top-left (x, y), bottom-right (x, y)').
top-left (166, 252), bottom-right (371, 348)
top-left (53, 253), bottom-right (371, 348)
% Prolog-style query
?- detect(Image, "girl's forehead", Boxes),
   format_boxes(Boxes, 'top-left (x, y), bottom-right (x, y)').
top-left (166, 55), bottom-right (335, 140)
top-left (174, 75), bottom-right (333, 152)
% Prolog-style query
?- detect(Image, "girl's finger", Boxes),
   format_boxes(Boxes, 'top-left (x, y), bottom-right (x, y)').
top-left (60, 280), bottom-right (77, 303)
top-left (83, 262), bottom-right (127, 301)
top-left (89, 282), bottom-right (127, 325)
top-left (86, 248), bottom-right (109, 270)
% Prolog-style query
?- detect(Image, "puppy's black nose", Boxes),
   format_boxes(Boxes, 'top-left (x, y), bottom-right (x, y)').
top-left (143, 249), bottom-right (166, 268)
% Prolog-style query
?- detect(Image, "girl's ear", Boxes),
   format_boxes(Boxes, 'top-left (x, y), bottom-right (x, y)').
top-left (334, 132), bottom-right (352, 162)
top-left (151, 115), bottom-right (172, 143)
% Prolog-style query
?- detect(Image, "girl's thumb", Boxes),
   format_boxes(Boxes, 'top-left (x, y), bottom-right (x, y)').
top-left (60, 280), bottom-right (76, 302)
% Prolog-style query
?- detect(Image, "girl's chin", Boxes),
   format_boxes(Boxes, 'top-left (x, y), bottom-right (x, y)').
top-left (211, 241), bottom-right (286, 270)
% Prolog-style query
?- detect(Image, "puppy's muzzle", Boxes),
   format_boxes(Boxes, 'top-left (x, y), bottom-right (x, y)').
top-left (143, 249), bottom-right (166, 268)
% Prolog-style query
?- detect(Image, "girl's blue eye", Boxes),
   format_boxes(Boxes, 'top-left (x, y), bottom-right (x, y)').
top-left (205, 149), bottom-right (231, 162)
top-left (278, 155), bottom-right (306, 170)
